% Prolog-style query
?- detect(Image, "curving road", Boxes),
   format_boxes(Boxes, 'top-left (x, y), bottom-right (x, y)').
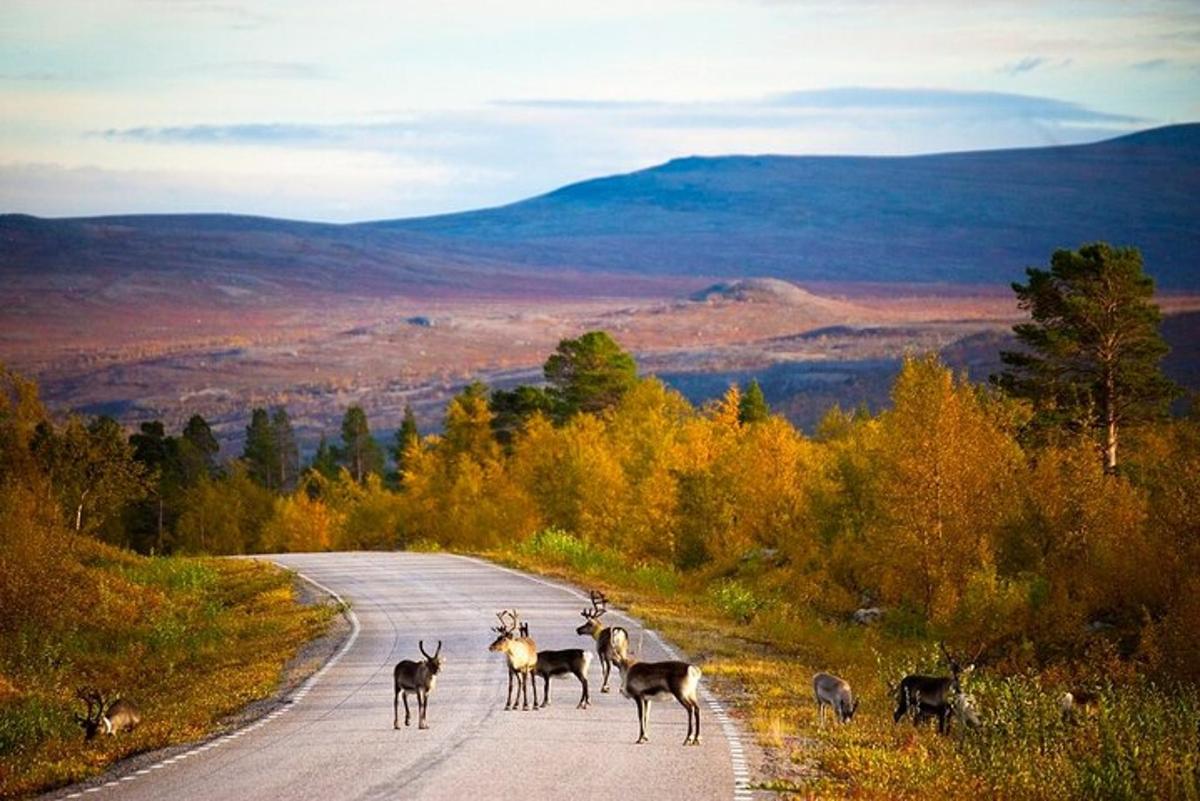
top-left (50, 552), bottom-right (755, 801)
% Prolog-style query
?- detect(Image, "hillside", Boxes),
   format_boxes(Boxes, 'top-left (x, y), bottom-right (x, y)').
top-left (2, 124), bottom-right (1198, 293)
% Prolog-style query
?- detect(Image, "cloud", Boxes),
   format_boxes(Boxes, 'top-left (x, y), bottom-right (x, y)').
top-left (1000, 56), bottom-right (1048, 75)
top-left (1132, 58), bottom-right (1172, 70)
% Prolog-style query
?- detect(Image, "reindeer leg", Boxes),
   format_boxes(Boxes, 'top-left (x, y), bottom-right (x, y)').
top-left (542, 674), bottom-right (551, 708)
top-left (505, 669), bottom-right (515, 710)
top-left (521, 670), bottom-right (530, 710)
top-left (394, 688), bottom-right (401, 729)
top-left (601, 656), bottom-right (611, 692)
top-left (578, 671), bottom-right (589, 709)
top-left (531, 669), bottom-right (540, 709)
top-left (403, 691), bottom-right (411, 727)
top-left (418, 689), bottom-right (429, 729)
top-left (694, 701), bottom-right (701, 745)
top-left (635, 697), bottom-right (649, 744)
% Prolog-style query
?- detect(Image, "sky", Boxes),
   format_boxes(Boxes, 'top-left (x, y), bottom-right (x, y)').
top-left (1, 0), bottom-right (1198, 221)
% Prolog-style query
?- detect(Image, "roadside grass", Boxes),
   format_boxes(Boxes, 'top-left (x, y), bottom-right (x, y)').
top-left (0, 539), bottom-right (335, 799)
top-left (494, 530), bottom-right (1200, 800)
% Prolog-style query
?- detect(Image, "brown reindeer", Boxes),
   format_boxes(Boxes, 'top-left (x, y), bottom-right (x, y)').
top-left (393, 640), bottom-right (443, 729)
top-left (616, 653), bottom-right (702, 746)
top-left (489, 610), bottom-right (539, 710)
top-left (75, 688), bottom-right (141, 741)
top-left (575, 590), bottom-right (629, 693)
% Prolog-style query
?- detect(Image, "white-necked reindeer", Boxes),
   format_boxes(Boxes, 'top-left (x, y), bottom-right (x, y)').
top-left (393, 640), bottom-right (443, 730)
top-left (894, 642), bottom-right (981, 734)
top-left (813, 672), bottom-right (859, 725)
top-left (575, 590), bottom-right (629, 693)
top-left (615, 645), bottom-right (702, 746)
top-left (489, 610), bottom-right (539, 710)
top-left (75, 688), bottom-right (141, 741)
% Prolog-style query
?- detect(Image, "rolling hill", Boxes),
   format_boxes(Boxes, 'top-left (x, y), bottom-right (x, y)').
top-left (2, 123), bottom-right (1198, 294)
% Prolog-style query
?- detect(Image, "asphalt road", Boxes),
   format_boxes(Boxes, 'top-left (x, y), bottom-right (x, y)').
top-left (52, 552), bottom-right (753, 801)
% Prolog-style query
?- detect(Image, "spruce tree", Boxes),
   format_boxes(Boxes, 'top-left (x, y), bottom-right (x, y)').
top-left (738, 379), bottom-right (770, 424)
top-left (340, 405), bottom-right (384, 483)
top-left (543, 330), bottom-right (637, 420)
top-left (270, 407), bottom-right (300, 491)
top-left (242, 407), bottom-right (277, 489)
top-left (393, 404), bottom-right (420, 475)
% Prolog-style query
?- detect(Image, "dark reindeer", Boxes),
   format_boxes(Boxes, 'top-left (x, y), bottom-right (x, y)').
top-left (893, 642), bottom-right (980, 734)
top-left (393, 640), bottom-right (443, 729)
top-left (532, 648), bottom-right (593, 709)
top-left (75, 688), bottom-right (141, 741)
top-left (489, 610), bottom-right (539, 710)
top-left (616, 653), bottom-right (702, 746)
top-left (575, 590), bottom-right (629, 693)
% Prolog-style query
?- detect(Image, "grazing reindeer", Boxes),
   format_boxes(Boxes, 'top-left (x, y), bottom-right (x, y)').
top-left (616, 654), bottom-right (702, 745)
top-left (533, 648), bottom-right (593, 709)
top-left (813, 672), bottom-right (859, 725)
top-left (893, 642), bottom-right (978, 735)
top-left (575, 591), bottom-right (629, 693)
top-left (75, 688), bottom-right (141, 741)
top-left (393, 640), bottom-right (443, 730)
top-left (489, 610), bottom-right (539, 710)
top-left (1060, 689), bottom-right (1100, 724)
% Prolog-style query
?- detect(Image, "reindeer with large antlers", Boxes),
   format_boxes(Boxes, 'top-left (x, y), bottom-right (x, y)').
top-left (393, 640), bottom-right (443, 730)
top-left (893, 642), bottom-right (982, 734)
top-left (489, 610), bottom-right (539, 710)
top-left (575, 590), bottom-right (629, 693)
top-left (75, 688), bottom-right (141, 741)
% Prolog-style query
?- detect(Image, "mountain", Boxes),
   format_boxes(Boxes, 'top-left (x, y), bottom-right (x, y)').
top-left (3, 124), bottom-right (1199, 293)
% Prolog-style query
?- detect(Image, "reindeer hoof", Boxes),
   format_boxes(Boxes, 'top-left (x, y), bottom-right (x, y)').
top-left (636, 736), bottom-right (649, 744)
top-left (419, 723), bottom-right (429, 730)
top-left (601, 687), bottom-right (611, 693)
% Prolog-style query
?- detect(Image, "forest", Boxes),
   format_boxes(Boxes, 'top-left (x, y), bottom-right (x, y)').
top-left (3, 243), bottom-right (1198, 798)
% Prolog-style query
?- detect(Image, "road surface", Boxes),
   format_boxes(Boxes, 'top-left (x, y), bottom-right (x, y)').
top-left (50, 552), bottom-right (754, 801)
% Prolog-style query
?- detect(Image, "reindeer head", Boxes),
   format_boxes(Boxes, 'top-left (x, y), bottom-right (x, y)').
top-left (75, 688), bottom-right (106, 741)
top-left (488, 610), bottom-right (519, 653)
top-left (419, 640), bottom-right (443, 674)
top-left (939, 642), bottom-right (980, 690)
top-left (575, 590), bottom-right (608, 637)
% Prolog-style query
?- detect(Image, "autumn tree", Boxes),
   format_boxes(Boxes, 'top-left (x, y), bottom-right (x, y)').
top-left (33, 415), bottom-right (149, 536)
top-left (392, 404), bottom-right (420, 475)
top-left (309, 434), bottom-right (341, 482)
top-left (994, 243), bottom-right (1177, 472)
top-left (489, 385), bottom-right (553, 447)
top-left (544, 331), bottom-right (637, 419)
top-left (340, 405), bottom-right (384, 483)
top-left (180, 414), bottom-right (219, 482)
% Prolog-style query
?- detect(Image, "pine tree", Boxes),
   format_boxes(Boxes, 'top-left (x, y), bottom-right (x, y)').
top-left (310, 434), bottom-right (340, 480)
top-left (393, 404), bottom-right (420, 474)
top-left (544, 331), bottom-right (637, 420)
top-left (994, 243), bottom-right (1178, 472)
top-left (340, 406), bottom-right (384, 483)
top-left (181, 414), bottom-right (219, 478)
top-left (242, 407), bottom-right (277, 489)
top-left (271, 407), bottom-right (300, 491)
top-left (738, 379), bottom-right (770, 424)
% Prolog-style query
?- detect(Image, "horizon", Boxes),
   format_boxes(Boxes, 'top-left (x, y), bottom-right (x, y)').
top-left (5, 120), bottom-right (1196, 226)
top-left (3, 1), bottom-right (1198, 222)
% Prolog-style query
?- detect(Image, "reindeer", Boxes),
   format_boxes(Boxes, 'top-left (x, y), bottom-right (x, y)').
top-left (575, 590), bottom-right (629, 693)
top-left (813, 672), bottom-right (859, 725)
top-left (393, 640), bottom-right (443, 730)
top-left (75, 688), bottom-right (141, 741)
top-left (893, 642), bottom-right (979, 735)
top-left (1060, 689), bottom-right (1100, 724)
top-left (489, 610), bottom-right (539, 710)
top-left (616, 652), bottom-right (702, 746)
top-left (532, 648), bottom-right (593, 709)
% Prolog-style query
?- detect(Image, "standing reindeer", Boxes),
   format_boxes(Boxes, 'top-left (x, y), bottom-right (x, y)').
top-left (616, 653), bottom-right (702, 746)
top-left (813, 672), bottom-right (859, 725)
top-left (75, 688), bottom-right (141, 741)
top-left (532, 648), bottom-right (593, 709)
top-left (893, 642), bottom-right (979, 734)
top-left (575, 591), bottom-right (629, 693)
top-left (489, 610), bottom-right (539, 710)
top-left (393, 640), bottom-right (443, 730)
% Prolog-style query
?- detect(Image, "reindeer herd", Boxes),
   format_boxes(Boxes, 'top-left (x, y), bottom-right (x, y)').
top-left (72, 590), bottom-right (1101, 751)
top-left (394, 590), bottom-right (705, 745)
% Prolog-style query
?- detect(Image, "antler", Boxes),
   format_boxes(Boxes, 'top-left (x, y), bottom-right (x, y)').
top-left (75, 687), bottom-right (103, 721)
top-left (433, 640), bottom-right (442, 658)
top-left (494, 610), bottom-right (512, 634)
top-left (420, 640), bottom-right (431, 660)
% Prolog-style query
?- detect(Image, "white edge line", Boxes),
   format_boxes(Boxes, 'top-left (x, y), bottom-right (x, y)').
top-left (52, 564), bottom-right (361, 799)
top-left (454, 554), bottom-right (752, 801)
